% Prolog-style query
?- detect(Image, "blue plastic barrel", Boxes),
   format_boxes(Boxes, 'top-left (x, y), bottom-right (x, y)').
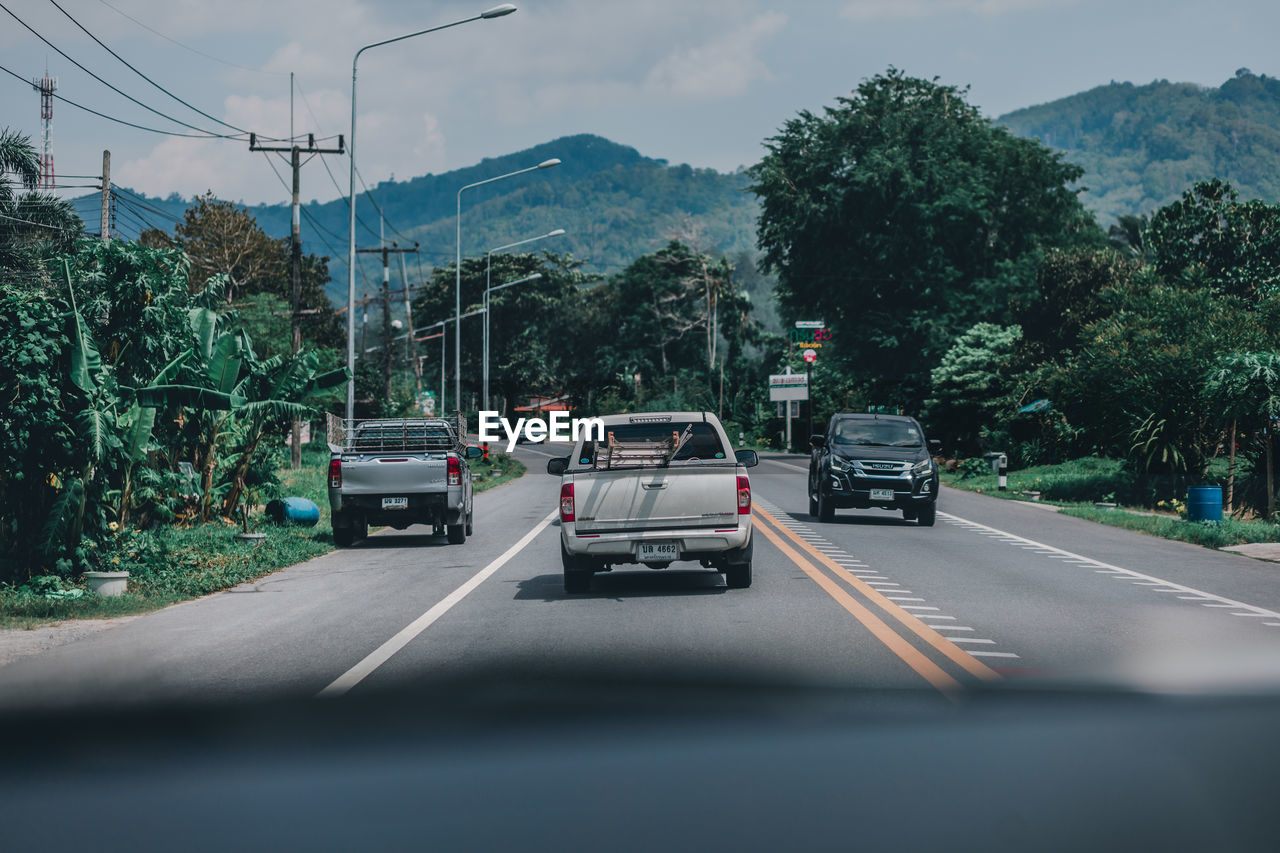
top-left (266, 497), bottom-right (321, 527)
top-left (1186, 486), bottom-right (1223, 523)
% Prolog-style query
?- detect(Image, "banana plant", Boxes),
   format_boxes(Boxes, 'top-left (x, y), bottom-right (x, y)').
top-left (219, 348), bottom-right (347, 518)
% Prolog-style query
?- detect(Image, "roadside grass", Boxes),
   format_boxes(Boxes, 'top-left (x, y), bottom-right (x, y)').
top-left (941, 456), bottom-right (1128, 503)
top-left (0, 444), bottom-right (527, 630)
top-left (943, 456), bottom-right (1280, 549)
top-left (473, 452), bottom-right (526, 492)
top-left (1056, 506), bottom-right (1280, 549)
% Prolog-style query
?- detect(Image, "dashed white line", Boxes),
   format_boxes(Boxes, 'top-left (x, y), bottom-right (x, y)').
top-left (939, 510), bottom-right (1280, 622)
top-left (968, 651), bottom-right (1021, 659)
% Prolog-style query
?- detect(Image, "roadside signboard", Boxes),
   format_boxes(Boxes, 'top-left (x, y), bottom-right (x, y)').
top-left (803, 348), bottom-right (817, 363)
top-left (769, 372), bottom-right (809, 401)
top-left (795, 320), bottom-right (825, 329)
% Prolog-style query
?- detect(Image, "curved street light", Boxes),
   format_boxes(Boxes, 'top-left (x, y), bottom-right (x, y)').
top-left (455, 158), bottom-right (560, 414)
top-left (346, 3), bottom-right (517, 421)
top-left (484, 228), bottom-right (565, 410)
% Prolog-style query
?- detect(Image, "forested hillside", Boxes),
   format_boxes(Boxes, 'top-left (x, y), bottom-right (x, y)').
top-left (1000, 69), bottom-right (1280, 222)
top-left (80, 134), bottom-right (763, 313)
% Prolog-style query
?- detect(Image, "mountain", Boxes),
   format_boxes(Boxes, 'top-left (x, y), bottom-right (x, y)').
top-left (85, 134), bottom-right (762, 309)
top-left (999, 69), bottom-right (1280, 222)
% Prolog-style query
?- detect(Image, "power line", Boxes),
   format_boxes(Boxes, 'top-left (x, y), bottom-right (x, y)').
top-left (95, 0), bottom-right (289, 77)
top-left (0, 1), bottom-right (244, 139)
top-left (0, 60), bottom-right (234, 139)
top-left (0, 210), bottom-right (82, 232)
top-left (46, 0), bottom-right (268, 138)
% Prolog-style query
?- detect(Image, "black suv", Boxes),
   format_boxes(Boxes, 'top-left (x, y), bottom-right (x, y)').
top-left (808, 414), bottom-right (941, 525)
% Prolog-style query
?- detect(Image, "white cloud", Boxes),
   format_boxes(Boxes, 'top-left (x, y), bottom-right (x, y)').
top-left (841, 0), bottom-right (1073, 21)
top-left (645, 11), bottom-right (788, 100)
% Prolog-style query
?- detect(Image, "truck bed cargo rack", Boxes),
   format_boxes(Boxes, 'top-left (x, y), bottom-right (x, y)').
top-left (593, 425), bottom-right (692, 470)
top-left (327, 413), bottom-right (467, 454)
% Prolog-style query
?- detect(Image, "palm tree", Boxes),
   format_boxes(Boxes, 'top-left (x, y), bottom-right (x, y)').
top-left (0, 127), bottom-right (83, 270)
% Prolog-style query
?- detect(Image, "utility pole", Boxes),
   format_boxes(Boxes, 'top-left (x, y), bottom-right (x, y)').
top-left (397, 246), bottom-right (421, 393)
top-left (356, 241), bottom-right (419, 409)
top-left (249, 131), bottom-right (345, 467)
top-left (99, 150), bottom-right (110, 242)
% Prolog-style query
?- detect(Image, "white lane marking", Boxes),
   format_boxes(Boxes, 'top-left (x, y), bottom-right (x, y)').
top-left (939, 511), bottom-right (1280, 621)
top-left (932, 626), bottom-right (975, 631)
top-left (948, 638), bottom-right (997, 645)
top-left (319, 510), bottom-right (558, 698)
top-left (916, 615), bottom-right (956, 621)
top-left (900, 605), bottom-right (939, 611)
top-left (887, 596), bottom-right (925, 602)
top-left (968, 651), bottom-right (1020, 658)
top-left (1267, 623), bottom-right (1280, 627)
top-left (1232, 612), bottom-right (1271, 617)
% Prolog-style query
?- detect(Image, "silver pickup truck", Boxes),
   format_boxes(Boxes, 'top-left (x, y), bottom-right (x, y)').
top-left (326, 416), bottom-right (481, 547)
top-left (546, 411), bottom-right (758, 593)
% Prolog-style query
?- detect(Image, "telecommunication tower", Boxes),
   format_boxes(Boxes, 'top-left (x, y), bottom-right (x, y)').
top-left (32, 70), bottom-right (57, 188)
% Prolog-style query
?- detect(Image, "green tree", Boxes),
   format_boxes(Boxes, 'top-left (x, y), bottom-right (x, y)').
top-left (1204, 351), bottom-right (1280, 518)
top-left (0, 128), bottom-right (82, 271)
top-left (926, 323), bottom-right (1022, 452)
top-left (749, 68), bottom-right (1098, 410)
top-left (1147, 179), bottom-right (1280, 303)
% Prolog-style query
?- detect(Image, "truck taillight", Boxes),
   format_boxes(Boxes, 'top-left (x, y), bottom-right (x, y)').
top-left (737, 476), bottom-right (751, 515)
top-left (447, 457), bottom-right (461, 486)
top-left (560, 483), bottom-right (575, 523)
top-left (329, 458), bottom-right (342, 489)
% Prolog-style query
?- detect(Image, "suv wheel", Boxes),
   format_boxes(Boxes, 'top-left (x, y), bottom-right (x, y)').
top-left (917, 503), bottom-right (937, 527)
top-left (817, 488), bottom-right (835, 523)
top-left (446, 521), bottom-right (467, 544)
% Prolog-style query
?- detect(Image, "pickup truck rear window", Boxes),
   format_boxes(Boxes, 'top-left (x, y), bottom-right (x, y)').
top-left (579, 422), bottom-right (726, 467)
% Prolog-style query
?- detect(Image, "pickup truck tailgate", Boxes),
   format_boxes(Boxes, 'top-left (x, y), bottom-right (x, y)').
top-left (339, 454), bottom-right (447, 495)
top-left (572, 465), bottom-right (739, 533)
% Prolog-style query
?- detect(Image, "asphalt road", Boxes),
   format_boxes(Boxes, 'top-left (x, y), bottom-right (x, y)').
top-left (2, 445), bottom-right (1280, 709)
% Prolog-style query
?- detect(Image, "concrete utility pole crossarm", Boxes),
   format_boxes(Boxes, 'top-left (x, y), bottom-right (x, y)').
top-left (347, 3), bottom-right (518, 422)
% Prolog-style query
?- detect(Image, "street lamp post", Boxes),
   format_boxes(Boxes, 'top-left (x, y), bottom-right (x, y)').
top-left (346, 3), bottom-right (517, 421)
top-left (484, 228), bottom-right (565, 411)
top-left (482, 272), bottom-right (542, 413)
top-left (455, 158), bottom-right (560, 414)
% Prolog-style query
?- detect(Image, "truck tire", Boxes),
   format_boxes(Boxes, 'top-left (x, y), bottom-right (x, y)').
top-left (465, 508), bottom-right (474, 537)
top-left (809, 486), bottom-right (820, 518)
top-left (446, 522), bottom-right (466, 544)
top-left (723, 537), bottom-right (753, 589)
top-left (333, 527), bottom-right (355, 548)
top-left (561, 540), bottom-right (592, 594)
top-left (917, 503), bottom-right (937, 527)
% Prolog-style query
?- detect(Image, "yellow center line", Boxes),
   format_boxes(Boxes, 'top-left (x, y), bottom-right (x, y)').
top-left (754, 506), bottom-right (1001, 683)
top-left (753, 517), bottom-right (963, 696)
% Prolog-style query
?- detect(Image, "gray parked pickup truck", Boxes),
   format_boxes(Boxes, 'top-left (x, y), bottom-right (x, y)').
top-left (326, 416), bottom-right (481, 547)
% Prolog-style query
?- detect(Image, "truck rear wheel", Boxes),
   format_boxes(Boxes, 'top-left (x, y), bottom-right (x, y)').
top-left (446, 522), bottom-right (466, 544)
top-left (333, 527), bottom-right (355, 548)
top-left (561, 540), bottom-right (593, 593)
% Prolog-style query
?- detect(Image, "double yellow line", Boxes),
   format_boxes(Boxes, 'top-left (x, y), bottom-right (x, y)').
top-left (752, 506), bottom-right (1000, 696)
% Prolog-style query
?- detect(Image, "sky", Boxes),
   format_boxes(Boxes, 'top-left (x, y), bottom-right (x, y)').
top-left (3, 0), bottom-right (1280, 209)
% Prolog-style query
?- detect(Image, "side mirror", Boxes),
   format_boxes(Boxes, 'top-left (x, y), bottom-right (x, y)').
top-left (928, 439), bottom-right (942, 455)
top-left (546, 457), bottom-right (568, 476)
top-left (735, 449), bottom-right (759, 468)
top-left (466, 445), bottom-right (483, 459)
top-left (810, 434), bottom-right (826, 448)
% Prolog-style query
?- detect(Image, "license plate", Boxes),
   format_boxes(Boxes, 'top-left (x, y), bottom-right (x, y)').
top-left (381, 497), bottom-right (408, 510)
top-left (870, 488), bottom-right (895, 502)
top-left (638, 541), bottom-right (679, 562)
